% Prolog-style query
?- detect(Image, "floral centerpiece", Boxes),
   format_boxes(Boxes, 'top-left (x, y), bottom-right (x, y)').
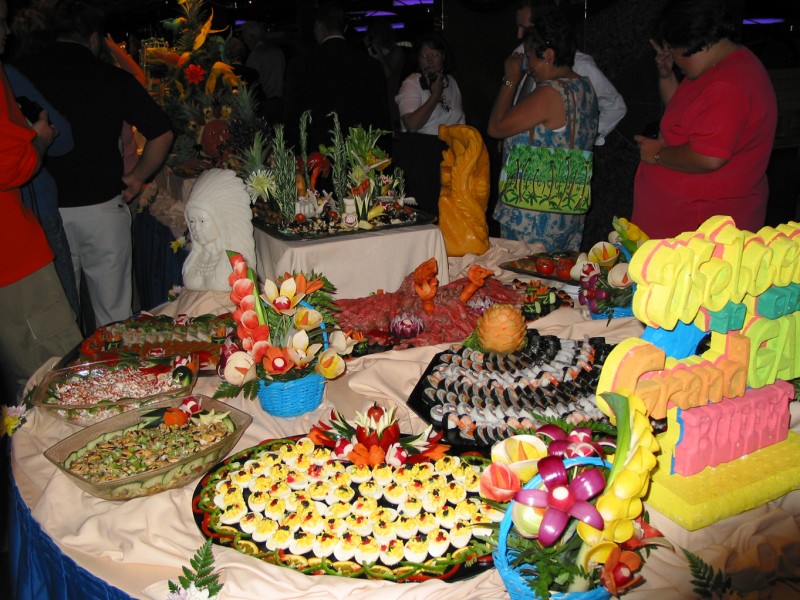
top-left (478, 392), bottom-right (667, 598)
top-left (244, 111), bottom-right (415, 235)
top-left (146, 0), bottom-right (267, 175)
top-left (214, 251), bottom-right (350, 404)
top-left (308, 403), bottom-right (450, 467)
top-left (573, 218), bottom-right (649, 321)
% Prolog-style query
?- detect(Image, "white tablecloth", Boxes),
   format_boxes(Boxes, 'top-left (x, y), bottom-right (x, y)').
top-left (254, 224), bottom-right (451, 298)
top-left (10, 239), bottom-right (800, 599)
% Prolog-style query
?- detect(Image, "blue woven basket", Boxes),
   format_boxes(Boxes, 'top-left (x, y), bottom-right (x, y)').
top-left (257, 372), bottom-right (325, 417)
top-left (256, 300), bottom-right (329, 418)
top-left (493, 457), bottom-right (612, 600)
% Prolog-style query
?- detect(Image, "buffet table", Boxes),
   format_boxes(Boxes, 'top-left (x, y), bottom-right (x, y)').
top-left (254, 224), bottom-right (450, 298)
top-left (8, 240), bottom-right (800, 600)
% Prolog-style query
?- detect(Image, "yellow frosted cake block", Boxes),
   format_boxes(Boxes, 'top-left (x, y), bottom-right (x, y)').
top-left (646, 430), bottom-right (800, 530)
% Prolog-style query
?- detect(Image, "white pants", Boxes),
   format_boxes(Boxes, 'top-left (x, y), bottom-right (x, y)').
top-left (60, 196), bottom-right (133, 327)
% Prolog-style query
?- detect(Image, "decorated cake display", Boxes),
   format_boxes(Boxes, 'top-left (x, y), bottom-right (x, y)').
top-left (193, 405), bottom-right (497, 581)
top-left (596, 216), bottom-right (800, 529)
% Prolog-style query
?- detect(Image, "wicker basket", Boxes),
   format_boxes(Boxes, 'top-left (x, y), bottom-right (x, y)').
top-left (257, 300), bottom-right (328, 418)
top-left (257, 372), bottom-right (325, 417)
top-left (494, 456), bottom-right (612, 600)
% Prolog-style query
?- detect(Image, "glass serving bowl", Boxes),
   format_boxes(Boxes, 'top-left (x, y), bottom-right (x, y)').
top-left (30, 354), bottom-right (200, 426)
top-left (44, 395), bottom-right (252, 501)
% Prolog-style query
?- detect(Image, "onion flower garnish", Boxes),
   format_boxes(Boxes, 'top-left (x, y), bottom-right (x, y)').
top-left (512, 455), bottom-right (606, 547)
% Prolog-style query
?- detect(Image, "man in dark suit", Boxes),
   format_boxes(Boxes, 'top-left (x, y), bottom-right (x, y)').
top-left (284, 2), bottom-right (390, 151)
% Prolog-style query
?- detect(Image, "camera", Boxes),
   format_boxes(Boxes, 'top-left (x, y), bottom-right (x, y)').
top-left (16, 96), bottom-right (43, 124)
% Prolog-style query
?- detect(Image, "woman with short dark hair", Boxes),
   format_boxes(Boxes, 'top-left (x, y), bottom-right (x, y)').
top-left (632, 0), bottom-right (777, 238)
top-left (488, 10), bottom-right (598, 251)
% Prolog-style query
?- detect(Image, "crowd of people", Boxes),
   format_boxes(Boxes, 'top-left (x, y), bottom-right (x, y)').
top-left (0, 0), bottom-right (782, 402)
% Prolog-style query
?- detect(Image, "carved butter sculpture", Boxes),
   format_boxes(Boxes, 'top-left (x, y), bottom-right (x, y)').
top-left (438, 125), bottom-right (490, 257)
top-left (182, 169), bottom-right (256, 292)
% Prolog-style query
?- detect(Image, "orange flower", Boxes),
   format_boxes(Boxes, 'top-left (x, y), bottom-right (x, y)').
top-left (262, 346), bottom-right (293, 375)
top-left (600, 546), bottom-right (643, 595)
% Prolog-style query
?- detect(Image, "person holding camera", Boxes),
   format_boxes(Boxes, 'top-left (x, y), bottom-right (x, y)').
top-left (395, 32), bottom-right (464, 135)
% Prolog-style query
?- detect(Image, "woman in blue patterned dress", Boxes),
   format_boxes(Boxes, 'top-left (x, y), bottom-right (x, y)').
top-left (488, 9), bottom-right (598, 252)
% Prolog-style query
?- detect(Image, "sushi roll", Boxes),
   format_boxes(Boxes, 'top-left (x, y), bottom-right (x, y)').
top-left (394, 515), bottom-right (419, 539)
top-left (251, 518), bottom-right (279, 544)
top-left (263, 497), bottom-right (287, 520)
top-left (307, 480), bottom-right (332, 502)
top-left (346, 463), bottom-right (373, 483)
top-left (355, 535), bottom-right (381, 564)
top-left (399, 496), bottom-right (423, 518)
top-left (289, 530), bottom-right (315, 555)
top-left (357, 480), bottom-right (383, 500)
top-left (312, 532), bottom-right (338, 558)
top-left (403, 534), bottom-right (430, 563)
top-left (285, 470), bottom-right (308, 491)
top-left (345, 514), bottom-right (373, 537)
top-left (351, 497), bottom-right (378, 517)
top-left (416, 512), bottom-right (438, 535)
top-left (435, 505), bottom-right (457, 530)
top-left (328, 484), bottom-right (355, 504)
top-left (433, 455), bottom-right (460, 476)
top-left (322, 517), bottom-right (347, 536)
top-left (326, 501), bottom-right (352, 519)
top-left (280, 512), bottom-right (302, 532)
top-left (371, 464), bottom-right (394, 486)
top-left (220, 501), bottom-right (247, 525)
top-left (333, 532), bottom-right (359, 561)
top-left (247, 490), bottom-right (270, 513)
top-left (383, 482), bottom-right (408, 505)
top-left (427, 528), bottom-right (450, 558)
top-left (294, 437), bottom-right (315, 455)
top-left (238, 512), bottom-right (263, 535)
top-left (266, 525), bottom-right (293, 551)
top-left (449, 521), bottom-right (473, 548)
top-left (445, 481), bottom-right (467, 505)
top-left (372, 519), bottom-right (397, 544)
top-left (379, 538), bottom-right (405, 566)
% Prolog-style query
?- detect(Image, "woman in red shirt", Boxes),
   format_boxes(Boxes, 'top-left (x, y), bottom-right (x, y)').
top-left (633, 0), bottom-right (777, 239)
